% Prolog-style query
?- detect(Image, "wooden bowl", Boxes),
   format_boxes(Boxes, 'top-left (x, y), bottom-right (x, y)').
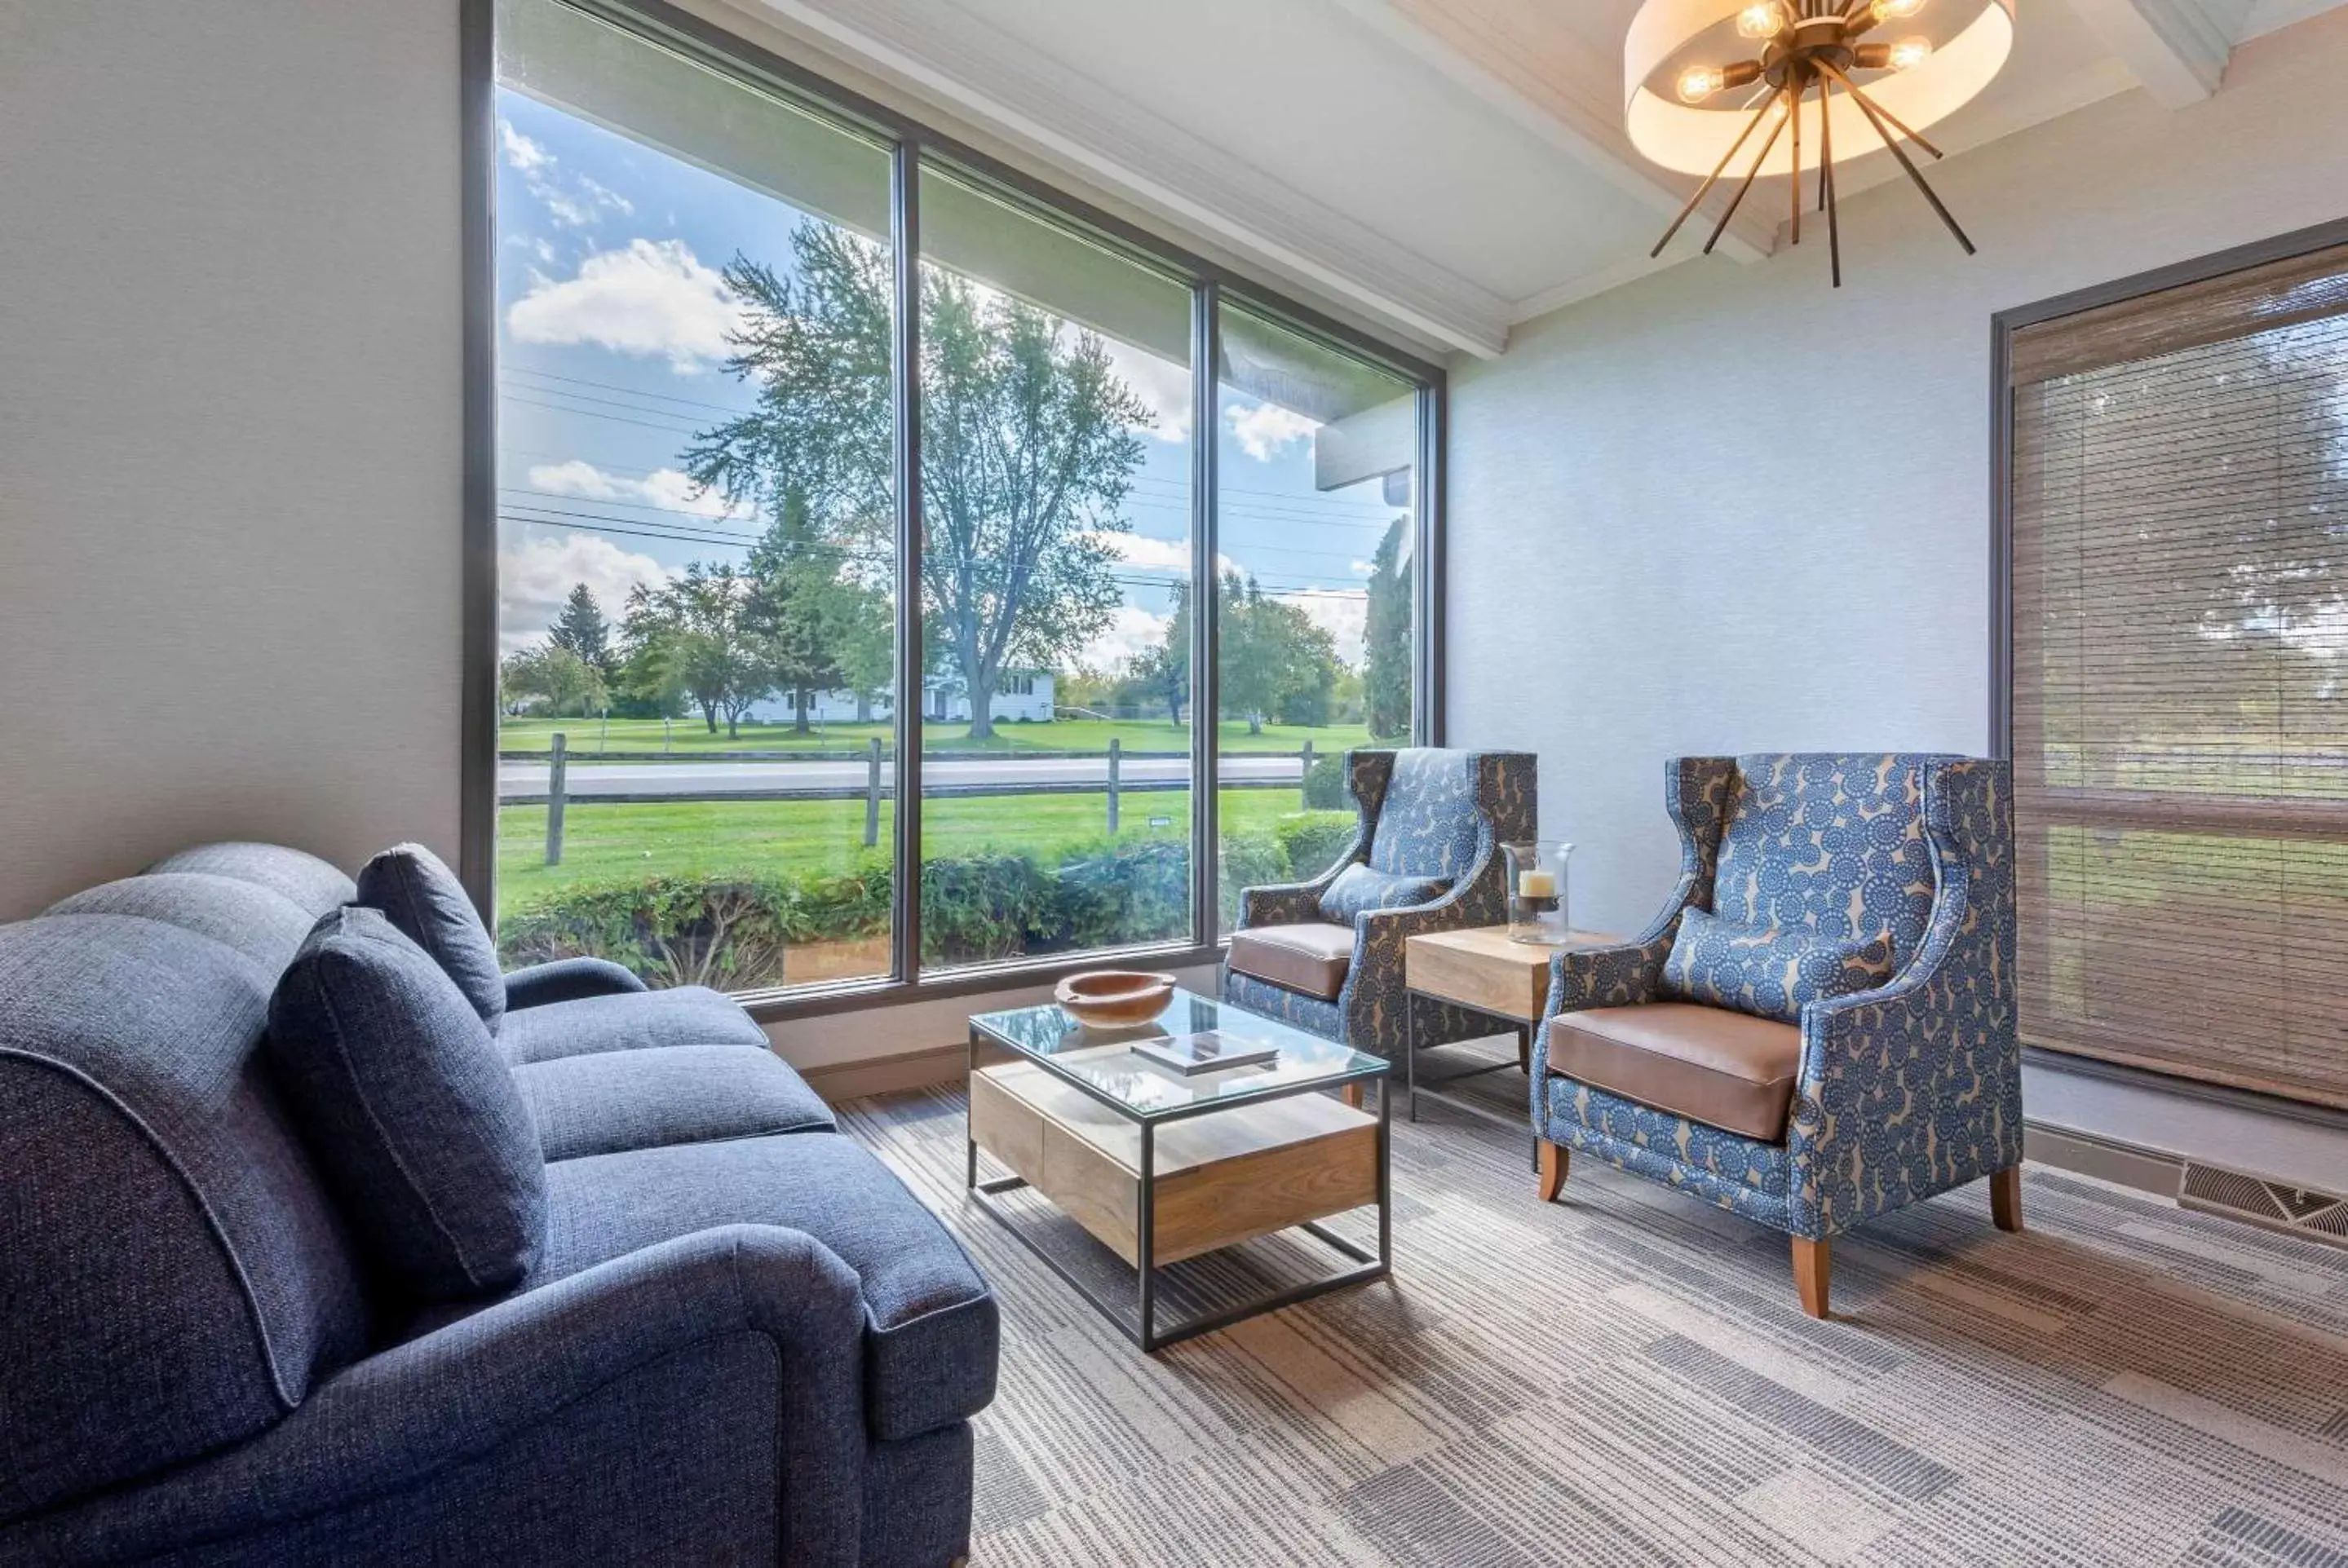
top-left (1053, 970), bottom-right (1177, 1028)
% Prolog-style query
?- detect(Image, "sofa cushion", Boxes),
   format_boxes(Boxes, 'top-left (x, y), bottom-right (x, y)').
top-left (1660, 905), bottom-right (1895, 1023)
top-left (1227, 922), bottom-right (1354, 1001)
top-left (1316, 863), bottom-right (1447, 924)
top-left (268, 908), bottom-right (544, 1300)
top-left (516, 1045), bottom-right (836, 1161)
top-left (356, 843), bottom-right (506, 1028)
top-left (1547, 1003), bottom-right (1803, 1142)
top-left (531, 1135), bottom-right (997, 1440)
top-left (46, 872), bottom-right (316, 970)
top-left (144, 841), bottom-right (356, 918)
top-left (497, 986), bottom-right (772, 1065)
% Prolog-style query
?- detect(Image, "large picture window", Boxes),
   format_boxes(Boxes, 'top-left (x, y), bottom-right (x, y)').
top-left (475, 0), bottom-right (1441, 1006)
top-left (2002, 236), bottom-right (2348, 1110)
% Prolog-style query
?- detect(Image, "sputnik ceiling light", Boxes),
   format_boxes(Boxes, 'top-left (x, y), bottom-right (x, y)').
top-left (1625, 0), bottom-right (2017, 285)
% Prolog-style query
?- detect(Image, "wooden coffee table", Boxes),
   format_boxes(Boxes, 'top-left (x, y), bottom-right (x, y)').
top-left (965, 987), bottom-right (1390, 1352)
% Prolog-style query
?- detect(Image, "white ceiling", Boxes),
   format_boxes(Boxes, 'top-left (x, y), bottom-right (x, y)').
top-left (733, 0), bottom-right (2348, 358)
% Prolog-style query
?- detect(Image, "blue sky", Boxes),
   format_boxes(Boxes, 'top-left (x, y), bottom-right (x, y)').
top-left (493, 86), bottom-right (1407, 672)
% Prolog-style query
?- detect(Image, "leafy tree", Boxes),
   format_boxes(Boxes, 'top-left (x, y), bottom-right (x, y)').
top-left (1363, 514), bottom-right (1413, 741)
top-left (1133, 579), bottom-right (1192, 724)
top-left (548, 582), bottom-right (616, 678)
top-left (621, 563), bottom-right (770, 737)
top-left (1217, 572), bottom-right (1338, 735)
top-left (684, 223), bottom-right (1146, 740)
top-left (502, 641), bottom-right (606, 718)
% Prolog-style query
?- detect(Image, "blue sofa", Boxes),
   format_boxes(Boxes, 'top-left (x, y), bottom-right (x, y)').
top-left (0, 843), bottom-right (995, 1566)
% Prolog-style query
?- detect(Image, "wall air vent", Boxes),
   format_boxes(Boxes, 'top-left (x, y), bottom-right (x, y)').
top-left (2178, 1163), bottom-right (2347, 1250)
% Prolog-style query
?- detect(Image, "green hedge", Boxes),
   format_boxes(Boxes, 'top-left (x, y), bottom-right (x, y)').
top-left (498, 811), bottom-right (1358, 990)
top-left (1302, 752), bottom-right (1349, 810)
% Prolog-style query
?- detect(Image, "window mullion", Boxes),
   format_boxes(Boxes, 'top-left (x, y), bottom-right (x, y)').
top-left (891, 137), bottom-right (924, 985)
top-left (1191, 280), bottom-right (1221, 946)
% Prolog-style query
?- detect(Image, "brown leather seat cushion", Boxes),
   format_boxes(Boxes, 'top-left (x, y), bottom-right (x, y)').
top-left (1227, 922), bottom-right (1354, 1001)
top-left (1545, 1003), bottom-right (1803, 1142)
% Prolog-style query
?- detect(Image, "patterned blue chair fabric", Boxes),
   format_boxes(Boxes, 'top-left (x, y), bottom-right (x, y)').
top-left (1532, 754), bottom-right (2022, 1315)
top-left (0, 842), bottom-right (994, 1566)
top-left (1223, 749), bottom-right (1537, 1059)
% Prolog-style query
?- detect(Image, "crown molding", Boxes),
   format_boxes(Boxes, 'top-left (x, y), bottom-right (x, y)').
top-left (1329, 0), bottom-right (1781, 265)
top-left (735, 0), bottom-right (1513, 357)
top-left (2058, 0), bottom-right (2250, 106)
top-left (2240, 0), bottom-right (2348, 37)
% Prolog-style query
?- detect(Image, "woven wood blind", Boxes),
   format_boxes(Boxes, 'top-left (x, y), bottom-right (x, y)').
top-left (2010, 243), bottom-right (2348, 1109)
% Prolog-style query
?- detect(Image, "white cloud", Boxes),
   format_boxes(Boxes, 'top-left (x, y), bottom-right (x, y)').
top-left (527, 459), bottom-right (752, 522)
top-left (1085, 530), bottom-right (1238, 580)
top-left (499, 121), bottom-right (553, 176)
top-left (1079, 603), bottom-right (1173, 673)
top-left (500, 119), bottom-right (631, 230)
top-left (1224, 400), bottom-right (1319, 462)
top-left (1101, 339), bottom-right (1192, 442)
top-left (498, 531), bottom-right (677, 652)
top-left (506, 239), bottom-right (744, 372)
top-left (1280, 588), bottom-right (1369, 668)
top-left (1350, 559), bottom-right (1376, 577)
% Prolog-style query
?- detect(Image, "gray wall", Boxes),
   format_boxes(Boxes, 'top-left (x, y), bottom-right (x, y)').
top-left (0, 0), bottom-right (464, 918)
top-left (1447, 11), bottom-right (2348, 942)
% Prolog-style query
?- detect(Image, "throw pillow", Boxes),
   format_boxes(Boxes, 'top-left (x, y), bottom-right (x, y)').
top-left (268, 907), bottom-right (544, 1300)
top-left (1660, 905), bottom-right (1896, 1024)
top-left (356, 842), bottom-right (505, 1027)
top-left (1317, 861), bottom-right (1450, 924)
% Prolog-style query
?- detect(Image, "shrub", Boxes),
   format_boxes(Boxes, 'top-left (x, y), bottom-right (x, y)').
top-left (502, 834), bottom-right (1297, 988)
top-left (1302, 751), bottom-right (1350, 810)
top-left (1273, 811), bottom-right (1358, 882)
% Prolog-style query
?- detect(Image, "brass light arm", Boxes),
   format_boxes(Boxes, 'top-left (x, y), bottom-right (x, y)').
top-left (1820, 82), bottom-right (1842, 285)
top-left (1703, 86), bottom-right (1792, 255)
top-left (1815, 57), bottom-right (1946, 157)
top-left (1649, 90), bottom-right (1780, 258)
top-left (1818, 60), bottom-right (1974, 252)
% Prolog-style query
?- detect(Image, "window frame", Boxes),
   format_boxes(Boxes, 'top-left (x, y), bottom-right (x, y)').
top-left (459, 0), bottom-right (1448, 1022)
top-left (1989, 214), bottom-right (2348, 1110)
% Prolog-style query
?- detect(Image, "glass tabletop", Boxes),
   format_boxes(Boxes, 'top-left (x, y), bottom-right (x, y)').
top-left (967, 987), bottom-right (1386, 1122)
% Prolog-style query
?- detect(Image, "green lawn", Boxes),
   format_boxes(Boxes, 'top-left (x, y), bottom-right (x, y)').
top-left (497, 788), bottom-right (1349, 913)
top-left (498, 715), bottom-right (1373, 757)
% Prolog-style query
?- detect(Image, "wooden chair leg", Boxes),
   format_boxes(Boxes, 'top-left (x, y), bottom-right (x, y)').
top-left (1791, 1236), bottom-right (1831, 1319)
top-left (1517, 1025), bottom-right (1532, 1075)
top-left (1991, 1164), bottom-right (2024, 1233)
top-left (1537, 1140), bottom-right (1568, 1203)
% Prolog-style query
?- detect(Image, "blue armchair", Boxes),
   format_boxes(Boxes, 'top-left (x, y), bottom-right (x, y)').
top-left (1532, 753), bottom-right (2022, 1318)
top-left (1223, 747), bottom-right (1536, 1062)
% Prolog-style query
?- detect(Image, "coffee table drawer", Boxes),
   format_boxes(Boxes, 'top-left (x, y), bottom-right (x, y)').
top-left (972, 1061), bottom-right (1376, 1267)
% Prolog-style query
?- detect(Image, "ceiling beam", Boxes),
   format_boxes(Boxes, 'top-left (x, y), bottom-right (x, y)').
top-left (1328, 0), bottom-right (1780, 265)
top-left (731, 0), bottom-right (1512, 357)
top-left (2059, 0), bottom-right (2249, 108)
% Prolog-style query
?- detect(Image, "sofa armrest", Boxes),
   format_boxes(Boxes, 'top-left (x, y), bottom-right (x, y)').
top-left (7, 1227), bottom-right (867, 1568)
top-left (503, 956), bottom-right (649, 1010)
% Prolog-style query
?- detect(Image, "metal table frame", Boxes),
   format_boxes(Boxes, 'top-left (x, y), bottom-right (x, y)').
top-left (964, 1023), bottom-right (1391, 1354)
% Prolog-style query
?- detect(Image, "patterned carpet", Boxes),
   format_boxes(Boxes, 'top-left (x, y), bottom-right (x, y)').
top-left (840, 1065), bottom-right (2348, 1568)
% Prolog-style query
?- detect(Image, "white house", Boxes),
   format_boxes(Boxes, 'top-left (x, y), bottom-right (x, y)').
top-left (737, 670), bottom-right (1054, 727)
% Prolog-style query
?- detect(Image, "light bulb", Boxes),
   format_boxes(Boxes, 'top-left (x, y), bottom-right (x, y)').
top-left (1871, 0), bottom-right (1926, 20)
top-left (1888, 34), bottom-right (1934, 68)
top-left (1735, 2), bottom-right (1790, 39)
top-left (1676, 64), bottom-right (1727, 103)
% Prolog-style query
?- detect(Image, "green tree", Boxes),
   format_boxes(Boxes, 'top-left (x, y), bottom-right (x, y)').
top-left (621, 563), bottom-right (770, 738)
top-left (684, 223), bottom-right (1146, 740)
top-left (547, 582), bottom-right (616, 679)
top-left (1364, 514), bottom-right (1413, 741)
top-left (1134, 579), bottom-right (1192, 725)
top-left (1217, 572), bottom-right (1338, 735)
top-left (502, 641), bottom-right (607, 718)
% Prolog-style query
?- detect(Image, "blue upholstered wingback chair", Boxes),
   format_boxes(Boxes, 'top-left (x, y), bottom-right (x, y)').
top-left (1223, 748), bottom-right (1536, 1062)
top-left (1532, 754), bottom-right (2022, 1318)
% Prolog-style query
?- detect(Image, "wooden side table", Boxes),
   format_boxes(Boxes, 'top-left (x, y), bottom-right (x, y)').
top-left (1402, 925), bottom-right (1621, 1133)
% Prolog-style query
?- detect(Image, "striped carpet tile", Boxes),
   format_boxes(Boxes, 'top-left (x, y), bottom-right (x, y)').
top-left (839, 1079), bottom-right (2348, 1567)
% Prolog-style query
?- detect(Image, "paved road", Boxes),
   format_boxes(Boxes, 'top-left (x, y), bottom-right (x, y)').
top-left (499, 752), bottom-right (1303, 801)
